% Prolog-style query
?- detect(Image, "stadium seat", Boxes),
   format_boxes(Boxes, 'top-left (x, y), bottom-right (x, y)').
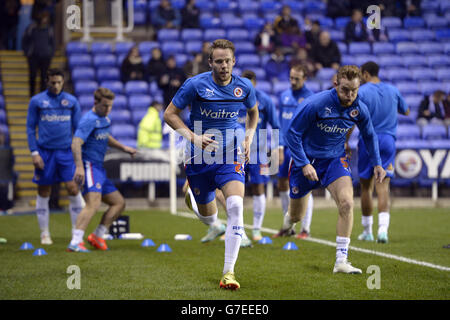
top-left (403, 94), bottom-right (424, 109)
top-left (125, 81), bottom-right (149, 95)
top-left (402, 55), bottom-right (428, 68)
top-left (93, 54), bottom-right (117, 68)
top-left (185, 40), bottom-right (202, 54)
top-left (113, 95), bottom-right (128, 109)
top-left (421, 1), bottom-right (440, 14)
top-left (161, 41), bottom-right (184, 56)
top-left (215, 1), bottom-right (238, 14)
top-left (381, 17), bottom-right (402, 28)
top-left (128, 94), bottom-right (152, 110)
top-left (234, 42), bottom-right (256, 54)
top-left (243, 15), bottom-right (265, 30)
top-left (157, 28), bottom-right (180, 41)
top-left (318, 17), bottom-right (334, 29)
top-left (68, 54), bottom-right (92, 69)
top-left (428, 55), bottom-right (450, 68)
top-left (204, 29), bottom-right (226, 41)
top-left (109, 110), bottom-right (131, 124)
top-left (111, 124), bottom-right (136, 139)
top-left (175, 54), bottom-right (188, 67)
top-left (171, 0), bottom-right (186, 10)
top-left (316, 68), bottom-right (336, 81)
top-left (334, 17), bottom-right (351, 29)
top-left (387, 68), bottom-right (413, 82)
top-left (138, 41), bottom-right (159, 55)
top-left (341, 54), bottom-right (356, 66)
top-left (66, 41), bottom-right (89, 55)
top-left (236, 54), bottom-right (260, 68)
top-left (304, 0), bottom-right (326, 14)
top-left (377, 55), bottom-right (403, 68)
top-left (221, 17), bottom-right (244, 29)
top-left (436, 68), bottom-right (450, 81)
top-left (180, 29), bottom-right (203, 41)
top-left (430, 140), bottom-right (450, 149)
top-left (100, 81), bottom-right (124, 94)
top-left (305, 81), bottom-right (321, 93)
top-left (388, 30), bottom-right (412, 42)
top-left (91, 42), bottom-right (113, 54)
top-left (355, 55), bottom-right (378, 66)
top-left (272, 81), bottom-right (290, 95)
top-left (425, 16), bottom-right (447, 28)
top-left (71, 67), bottom-right (95, 81)
top-left (410, 29), bottom-right (436, 41)
top-left (397, 124), bottom-right (421, 140)
top-left (115, 42), bottom-right (135, 55)
top-left (0, 109), bottom-right (6, 124)
top-left (133, 8), bottom-right (147, 25)
top-left (411, 68), bottom-right (437, 81)
top-left (336, 41), bottom-right (347, 54)
top-left (195, 0), bottom-right (215, 12)
top-left (199, 14), bottom-right (221, 28)
top-left (97, 67), bottom-right (120, 82)
top-left (282, 0), bottom-right (304, 13)
top-left (329, 30), bottom-right (344, 42)
top-left (419, 81), bottom-right (445, 95)
top-left (256, 80), bottom-right (272, 94)
top-left (436, 29), bottom-right (450, 41)
top-left (422, 124), bottom-right (447, 140)
top-left (396, 42), bottom-right (420, 55)
top-left (397, 112), bottom-right (415, 124)
top-left (227, 29), bottom-right (250, 42)
top-left (237, 1), bottom-right (259, 15)
top-left (251, 67), bottom-right (265, 80)
top-left (0, 96), bottom-right (5, 109)
top-left (74, 81), bottom-right (98, 96)
top-left (260, 1), bottom-right (282, 14)
top-left (403, 17), bottom-right (425, 28)
top-left (372, 42), bottom-right (396, 55)
top-left (131, 109), bottom-right (147, 125)
top-left (418, 42), bottom-right (445, 54)
top-left (78, 95), bottom-right (94, 110)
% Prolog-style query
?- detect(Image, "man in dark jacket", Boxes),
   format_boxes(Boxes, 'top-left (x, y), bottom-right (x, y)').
top-left (310, 31), bottom-right (341, 71)
top-left (158, 55), bottom-right (186, 107)
top-left (345, 9), bottom-right (368, 43)
top-left (417, 90), bottom-right (446, 125)
top-left (22, 12), bottom-right (54, 97)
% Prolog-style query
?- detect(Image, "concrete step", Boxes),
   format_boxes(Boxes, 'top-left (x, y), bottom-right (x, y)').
top-left (15, 156), bottom-right (32, 164)
top-left (6, 103), bottom-right (28, 111)
top-left (10, 140), bottom-right (29, 148)
top-left (17, 190), bottom-right (37, 198)
top-left (9, 125), bottom-right (26, 133)
top-left (17, 181), bottom-right (36, 189)
top-left (14, 163), bottom-right (34, 171)
top-left (7, 110), bottom-right (28, 118)
top-left (10, 132), bottom-right (28, 139)
top-left (20, 172), bottom-right (34, 180)
top-left (8, 118), bottom-right (27, 125)
top-left (13, 148), bottom-right (31, 156)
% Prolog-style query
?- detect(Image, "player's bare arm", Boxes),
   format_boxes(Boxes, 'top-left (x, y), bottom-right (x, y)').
top-left (72, 137), bottom-right (85, 186)
top-left (164, 102), bottom-right (219, 151)
top-left (108, 136), bottom-right (137, 158)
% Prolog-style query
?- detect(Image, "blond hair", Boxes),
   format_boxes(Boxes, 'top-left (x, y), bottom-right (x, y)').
top-left (336, 65), bottom-right (361, 83)
top-left (94, 87), bottom-right (115, 102)
top-left (209, 39), bottom-right (235, 60)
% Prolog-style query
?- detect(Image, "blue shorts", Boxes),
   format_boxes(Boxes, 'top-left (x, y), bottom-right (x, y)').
top-left (33, 147), bottom-right (75, 185)
top-left (289, 154), bottom-right (352, 199)
top-left (278, 148), bottom-right (292, 178)
top-left (186, 163), bottom-right (245, 204)
top-left (246, 163), bottom-right (270, 185)
top-left (358, 134), bottom-right (395, 179)
top-left (83, 161), bottom-right (117, 195)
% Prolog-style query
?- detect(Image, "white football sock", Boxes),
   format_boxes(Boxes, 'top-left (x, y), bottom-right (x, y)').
top-left (223, 195), bottom-right (244, 275)
top-left (69, 192), bottom-right (84, 229)
top-left (36, 195), bottom-right (50, 236)
top-left (94, 224), bottom-right (108, 238)
top-left (187, 187), bottom-right (200, 216)
top-left (301, 194), bottom-right (314, 233)
top-left (70, 229), bottom-right (85, 246)
top-left (280, 191), bottom-right (290, 215)
top-left (252, 194), bottom-right (266, 230)
top-left (378, 212), bottom-right (390, 234)
top-left (336, 236), bottom-right (351, 264)
top-left (282, 212), bottom-right (295, 230)
top-left (362, 215), bottom-right (373, 234)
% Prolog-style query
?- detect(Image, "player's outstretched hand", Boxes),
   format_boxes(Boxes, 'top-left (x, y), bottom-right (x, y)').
top-left (31, 154), bottom-right (45, 170)
top-left (124, 146), bottom-right (137, 158)
top-left (194, 133), bottom-right (219, 152)
top-left (374, 165), bottom-right (386, 184)
top-left (73, 166), bottom-right (85, 186)
top-left (302, 164), bottom-right (319, 181)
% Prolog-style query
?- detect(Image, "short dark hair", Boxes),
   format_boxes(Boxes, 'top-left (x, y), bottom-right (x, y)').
top-left (46, 68), bottom-right (64, 80)
top-left (241, 70), bottom-right (256, 81)
top-left (360, 61), bottom-right (380, 77)
top-left (209, 39), bottom-right (235, 60)
top-left (94, 87), bottom-right (115, 102)
top-left (290, 64), bottom-right (308, 77)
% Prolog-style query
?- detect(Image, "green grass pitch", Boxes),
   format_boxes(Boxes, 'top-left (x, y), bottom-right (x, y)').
top-left (0, 207), bottom-right (449, 300)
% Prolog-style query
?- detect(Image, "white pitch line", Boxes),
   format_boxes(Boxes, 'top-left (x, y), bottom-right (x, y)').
top-left (174, 211), bottom-right (450, 272)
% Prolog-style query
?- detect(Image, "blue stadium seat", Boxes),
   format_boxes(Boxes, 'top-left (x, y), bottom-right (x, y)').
top-left (232, 68), bottom-right (242, 76)
top-left (256, 80), bottom-right (272, 94)
top-left (74, 81), bottom-right (98, 96)
top-left (71, 67), bottom-right (95, 81)
top-left (403, 17), bottom-right (425, 29)
top-left (388, 30), bottom-right (412, 42)
top-left (161, 41), bottom-right (184, 56)
top-left (131, 109), bottom-right (147, 125)
top-left (436, 29), bottom-right (450, 41)
top-left (329, 30), bottom-right (344, 42)
top-left (282, 0), bottom-right (304, 13)
top-left (252, 67), bottom-right (266, 80)
top-left (215, 1), bottom-right (238, 14)
top-left (157, 28), bottom-right (180, 41)
top-left (421, 1), bottom-right (440, 13)
top-left (68, 54), bottom-right (92, 69)
top-left (109, 110), bottom-right (131, 123)
top-left (336, 41), bottom-right (347, 54)
top-left (381, 17), bottom-right (402, 28)
top-left (78, 94), bottom-right (94, 110)
top-left (128, 94), bottom-right (152, 110)
top-left (125, 81), bottom-right (148, 95)
top-left (411, 68), bottom-right (437, 81)
top-left (115, 42), bottom-right (135, 55)
top-left (133, 8), bottom-right (147, 25)
top-left (355, 55), bottom-right (378, 66)
top-left (402, 55), bottom-right (428, 68)
top-left (0, 96), bottom-right (4, 109)
top-left (318, 17), bottom-right (334, 29)
top-left (91, 42), bottom-right (113, 54)
top-left (418, 42), bottom-right (445, 54)
top-left (134, 0), bottom-right (147, 10)
top-left (445, 43), bottom-right (450, 54)
top-left (237, 2), bottom-right (259, 15)
top-left (305, 81), bottom-right (321, 93)
top-left (341, 54), bottom-right (356, 65)
top-left (419, 81), bottom-right (445, 95)
top-left (66, 42), bottom-right (89, 55)
top-left (0, 109), bottom-right (6, 124)
top-left (396, 82), bottom-right (421, 96)
top-left (427, 55), bottom-right (450, 68)
top-left (113, 95), bottom-right (128, 109)
top-left (316, 68), bottom-right (336, 81)
top-left (243, 15), bottom-right (265, 30)
top-left (397, 124), bottom-right (421, 140)
top-left (263, 12), bottom-right (278, 24)
top-left (387, 68), bottom-right (412, 81)
top-left (422, 124), bottom-right (447, 140)
top-left (304, 0), bottom-right (326, 14)
top-left (138, 41), bottom-right (159, 55)
top-left (436, 68), bottom-right (450, 81)
top-left (425, 16), bottom-right (448, 28)
top-left (334, 17), bottom-right (350, 29)
top-left (93, 54), bottom-right (117, 68)
top-left (397, 112), bottom-right (415, 124)
top-left (410, 29), bottom-right (436, 41)
top-left (195, 0), bottom-right (215, 12)
top-left (430, 140), bottom-right (450, 149)
top-left (204, 29), bottom-right (226, 42)
top-left (396, 42), bottom-right (419, 55)
top-left (97, 67), bottom-right (120, 82)
top-left (175, 54), bottom-right (188, 67)
top-left (272, 81), bottom-right (290, 95)
top-left (181, 29), bottom-right (203, 41)
top-left (234, 41), bottom-right (256, 54)
top-left (260, 1), bottom-right (282, 14)
top-left (111, 124), bottom-right (136, 139)
top-left (184, 41), bottom-right (202, 56)
top-left (403, 94), bottom-right (424, 109)
top-left (100, 81), bottom-right (123, 94)
top-left (227, 29), bottom-right (250, 42)
top-left (199, 14), bottom-right (221, 28)
top-left (236, 54), bottom-right (260, 67)
top-left (373, 41), bottom-right (395, 54)
top-left (221, 17), bottom-right (244, 29)
top-left (171, 0), bottom-right (186, 10)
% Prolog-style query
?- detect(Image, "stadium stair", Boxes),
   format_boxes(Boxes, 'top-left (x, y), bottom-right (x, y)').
top-left (0, 50), bottom-right (70, 208)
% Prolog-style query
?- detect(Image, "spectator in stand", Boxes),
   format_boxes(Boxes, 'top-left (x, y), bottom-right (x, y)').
top-left (289, 47), bottom-right (316, 78)
top-left (304, 19), bottom-right (321, 50)
top-left (199, 41), bottom-right (211, 73)
top-left (137, 101), bottom-right (164, 149)
top-left (121, 45), bottom-right (146, 83)
top-left (417, 90), bottom-right (447, 126)
top-left (151, 0), bottom-right (181, 29)
top-left (310, 31), bottom-right (341, 71)
top-left (158, 55), bottom-right (186, 107)
top-left (254, 22), bottom-right (278, 55)
top-left (147, 47), bottom-right (166, 83)
top-left (279, 25), bottom-right (307, 55)
top-left (444, 93), bottom-right (450, 126)
top-left (32, 0), bottom-right (58, 25)
top-left (345, 9), bottom-right (368, 43)
top-left (0, 0), bottom-right (21, 50)
top-left (183, 52), bottom-right (209, 78)
top-left (22, 11), bottom-right (54, 97)
top-left (326, 0), bottom-right (351, 18)
top-left (181, 0), bottom-right (200, 29)
top-left (265, 48), bottom-right (290, 82)
top-left (273, 5), bottom-right (299, 39)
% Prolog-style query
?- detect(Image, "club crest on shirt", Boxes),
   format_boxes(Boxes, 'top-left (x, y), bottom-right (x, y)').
top-left (61, 99), bottom-right (69, 106)
top-left (96, 182), bottom-right (101, 189)
top-left (350, 109), bottom-right (359, 118)
top-left (292, 186), bottom-right (299, 194)
top-left (298, 97), bottom-right (304, 104)
top-left (233, 87), bottom-right (243, 98)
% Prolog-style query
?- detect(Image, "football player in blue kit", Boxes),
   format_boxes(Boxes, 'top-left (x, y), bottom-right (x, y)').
top-left (357, 61), bottom-right (409, 244)
top-left (26, 68), bottom-right (84, 245)
top-left (164, 39), bottom-right (259, 290)
top-left (274, 64), bottom-right (315, 239)
top-left (280, 65), bottom-right (386, 274)
top-left (67, 88), bottom-right (136, 252)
